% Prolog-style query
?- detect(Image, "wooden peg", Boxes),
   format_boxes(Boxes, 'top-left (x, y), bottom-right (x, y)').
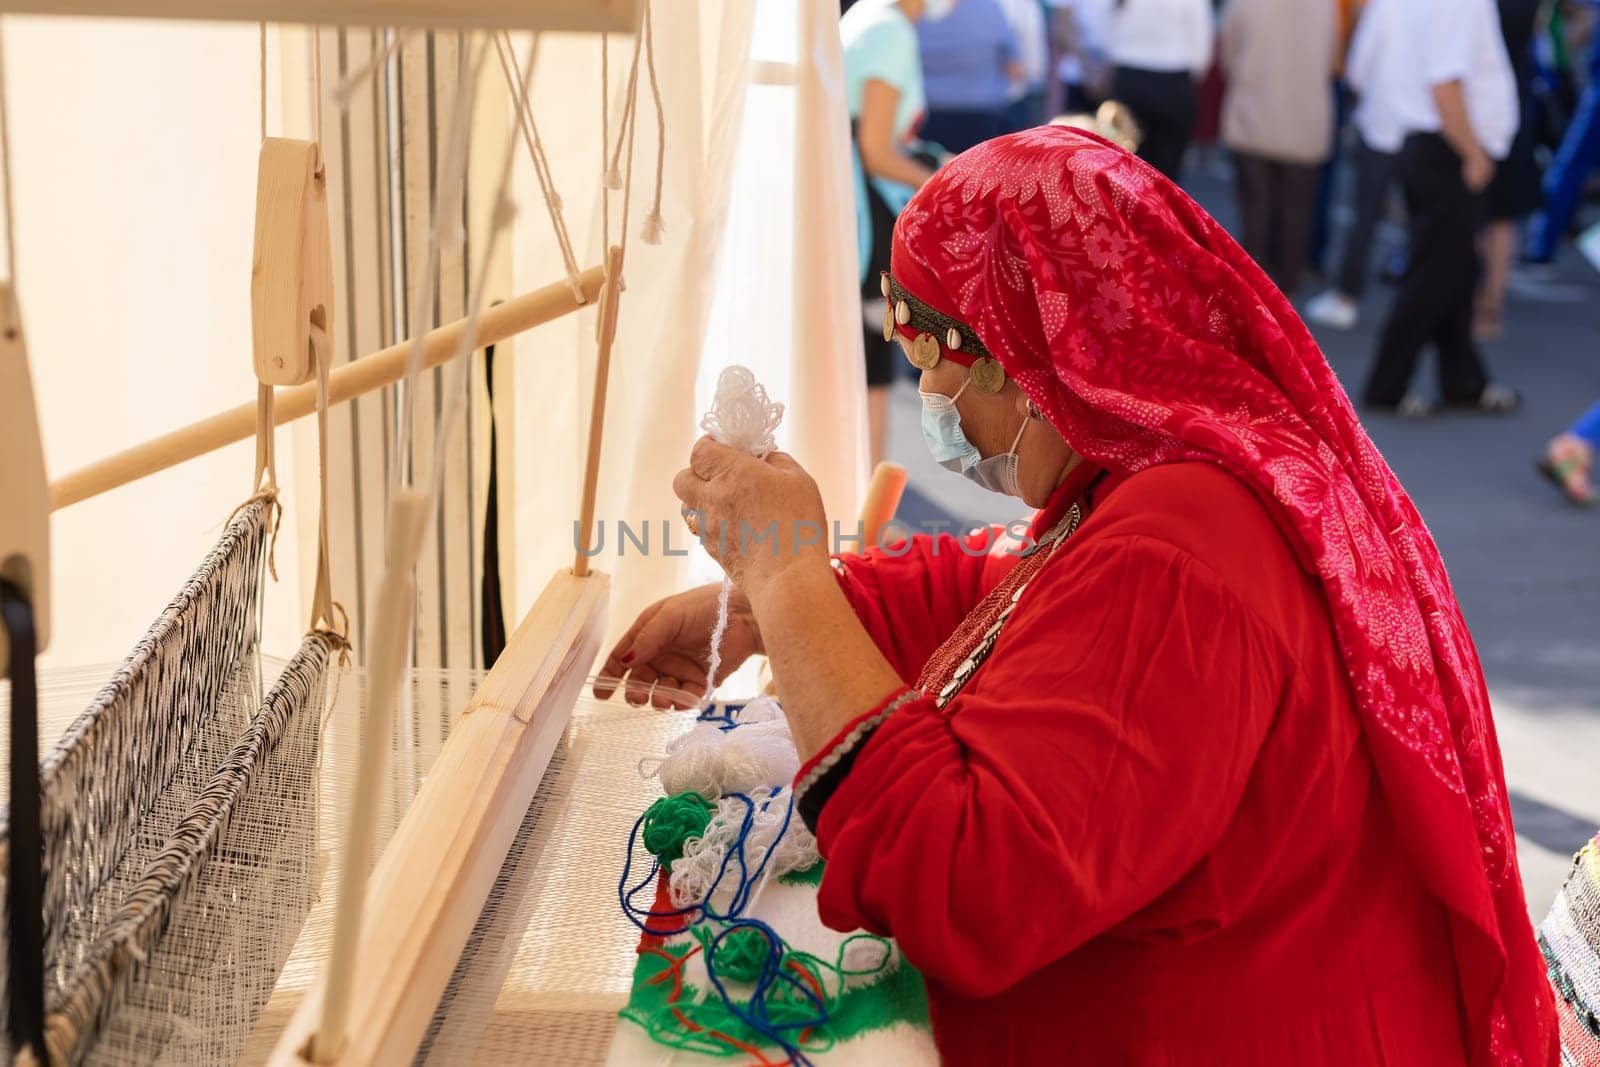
top-left (0, 283), bottom-right (50, 667)
top-left (252, 137), bottom-right (334, 387)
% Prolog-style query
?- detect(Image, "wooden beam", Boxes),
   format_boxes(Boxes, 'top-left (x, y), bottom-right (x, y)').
top-left (0, 1), bottom-right (640, 31)
top-left (268, 567), bottom-right (608, 1067)
top-left (48, 264), bottom-right (604, 511)
top-left (0, 285), bottom-right (50, 666)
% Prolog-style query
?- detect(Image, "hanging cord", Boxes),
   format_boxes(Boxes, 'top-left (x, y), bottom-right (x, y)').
top-left (311, 28), bottom-right (325, 164)
top-left (306, 324), bottom-right (351, 661)
top-left (331, 28), bottom-right (413, 109)
top-left (600, 33), bottom-right (610, 254)
top-left (3, 580), bottom-right (45, 1064)
top-left (607, 23), bottom-right (643, 193)
top-left (259, 22), bottom-right (268, 142)
top-left (640, 1), bottom-right (666, 244)
top-left (392, 37), bottom-right (484, 496)
top-left (492, 31), bottom-right (584, 302)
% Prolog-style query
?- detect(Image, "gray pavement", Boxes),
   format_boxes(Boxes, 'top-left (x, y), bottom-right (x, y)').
top-left (883, 167), bottom-right (1600, 914)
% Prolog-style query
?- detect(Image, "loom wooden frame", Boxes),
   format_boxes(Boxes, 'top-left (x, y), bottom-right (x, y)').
top-left (0, 1), bottom-right (640, 31)
top-left (48, 264), bottom-right (604, 511)
top-left (267, 567), bottom-right (609, 1066)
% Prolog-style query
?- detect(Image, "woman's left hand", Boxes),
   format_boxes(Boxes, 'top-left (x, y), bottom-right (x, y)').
top-left (672, 436), bottom-right (831, 600)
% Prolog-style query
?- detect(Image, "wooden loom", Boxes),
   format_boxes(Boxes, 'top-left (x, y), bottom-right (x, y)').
top-left (2, 4), bottom-right (659, 1065)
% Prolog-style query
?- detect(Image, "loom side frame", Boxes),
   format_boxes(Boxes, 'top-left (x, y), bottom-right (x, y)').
top-left (266, 567), bottom-right (609, 1067)
top-left (0, 1), bottom-right (640, 30)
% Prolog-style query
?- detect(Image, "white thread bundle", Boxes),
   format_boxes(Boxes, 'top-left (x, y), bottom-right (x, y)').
top-left (669, 788), bottom-right (819, 912)
top-left (699, 366), bottom-right (785, 458)
top-left (696, 367), bottom-right (785, 706)
top-left (654, 698), bottom-right (797, 799)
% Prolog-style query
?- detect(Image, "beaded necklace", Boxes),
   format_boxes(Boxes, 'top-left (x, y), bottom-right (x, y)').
top-left (914, 504), bottom-right (1082, 708)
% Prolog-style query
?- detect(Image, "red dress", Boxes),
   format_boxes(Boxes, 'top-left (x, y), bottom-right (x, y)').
top-left (814, 462), bottom-right (1471, 1064)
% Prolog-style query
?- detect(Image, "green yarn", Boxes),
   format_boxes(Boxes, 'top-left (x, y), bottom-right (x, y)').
top-left (641, 791), bottom-right (714, 870)
top-left (713, 926), bottom-right (773, 983)
top-left (620, 937), bottom-right (930, 1056)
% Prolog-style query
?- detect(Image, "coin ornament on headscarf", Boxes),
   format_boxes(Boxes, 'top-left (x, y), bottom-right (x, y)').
top-left (909, 332), bottom-right (941, 370)
top-left (968, 356), bottom-right (1006, 394)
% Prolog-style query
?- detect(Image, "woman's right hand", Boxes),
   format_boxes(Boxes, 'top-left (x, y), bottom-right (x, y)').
top-left (592, 583), bottom-right (764, 709)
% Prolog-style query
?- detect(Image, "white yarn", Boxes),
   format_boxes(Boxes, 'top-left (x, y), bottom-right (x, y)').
top-left (699, 365), bottom-right (785, 459)
top-left (669, 788), bottom-right (819, 912)
top-left (656, 702), bottom-right (799, 799)
top-left (695, 366), bottom-right (786, 708)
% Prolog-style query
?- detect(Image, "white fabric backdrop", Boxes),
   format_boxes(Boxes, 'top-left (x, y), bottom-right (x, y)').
top-left (9, 18), bottom-right (312, 667)
top-left (509, 0), bottom-right (868, 653)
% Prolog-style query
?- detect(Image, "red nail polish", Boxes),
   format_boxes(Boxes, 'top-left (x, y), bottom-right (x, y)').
top-left (621, 651), bottom-right (634, 664)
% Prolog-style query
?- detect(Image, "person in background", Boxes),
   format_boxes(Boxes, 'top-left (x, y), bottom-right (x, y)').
top-left (1307, 0), bottom-right (1408, 330)
top-left (998, 0), bottom-right (1052, 130)
top-left (1048, 0), bottom-right (1115, 114)
top-left (1361, 0), bottom-right (1521, 415)
top-left (1475, 0), bottom-right (1546, 339)
top-left (1524, 0), bottom-right (1600, 267)
top-left (1108, 0), bottom-right (1215, 182)
top-left (844, 0), bottom-right (942, 465)
top-left (1304, 0), bottom-right (1366, 283)
top-left (1539, 399), bottom-right (1600, 505)
top-left (916, 0), bottom-right (1023, 153)
top-left (1218, 0), bottom-right (1335, 297)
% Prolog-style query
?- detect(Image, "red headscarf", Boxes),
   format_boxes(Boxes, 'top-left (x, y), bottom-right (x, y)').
top-left (889, 127), bottom-right (1554, 1065)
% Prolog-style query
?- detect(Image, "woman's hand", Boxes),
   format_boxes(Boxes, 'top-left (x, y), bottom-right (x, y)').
top-left (671, 437), bottom-right (833, 602)
top-left (593, 583), bottom-right (763, 709)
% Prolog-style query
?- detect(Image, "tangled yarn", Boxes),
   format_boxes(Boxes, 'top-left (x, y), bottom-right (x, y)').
top-left (670, 787), bottom-right (818, 911)
top-left (711, 925), bottom-right (775, 983)
top-left (658, 704), bottom-right (799, 800)
top-left (699, 365), bottom-right (785, 458)
top-left (642, 792), bottom-right (715, 870)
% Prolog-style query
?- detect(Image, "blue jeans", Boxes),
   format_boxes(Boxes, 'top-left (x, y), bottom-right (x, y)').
top-left (1571, 399), bottom-right (1600, 446)
top-left (1525, 39), bottom-right (1600, 262)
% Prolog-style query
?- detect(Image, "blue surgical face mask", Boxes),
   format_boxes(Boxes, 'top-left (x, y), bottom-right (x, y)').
top-left (918, 380), bottom-right (1030, 497)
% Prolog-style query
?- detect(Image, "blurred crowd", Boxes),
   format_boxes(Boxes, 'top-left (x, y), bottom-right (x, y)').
top-left (842, 0), bottom-right (1600, 505)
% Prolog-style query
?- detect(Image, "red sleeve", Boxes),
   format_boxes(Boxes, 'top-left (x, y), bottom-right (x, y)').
top-left (831, 529), bottom-right (1021, 684)
top-left (813, 534), bottom-right (1288, 998)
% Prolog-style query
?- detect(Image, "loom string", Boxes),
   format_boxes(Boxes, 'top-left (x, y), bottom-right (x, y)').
top-left (640, 0), bottom-right (666, 244)
top-left (493, 31), bottom-right (583, 302)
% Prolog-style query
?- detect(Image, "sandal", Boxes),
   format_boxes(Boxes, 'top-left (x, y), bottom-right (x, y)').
top-left (1536, 435), bottom-right (1597, 506)
top-left (1445, 383), bottom-right (1521, 414)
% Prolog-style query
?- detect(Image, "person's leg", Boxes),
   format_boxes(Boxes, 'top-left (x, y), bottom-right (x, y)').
top-left (1525, 82), bottom-right (1600, 261)
top-left (1233, 152), bottom-right (1273, 275)
top-left (1163, 73), bottom-right (1199, 184)
top-left (1475, 219), bottom-right (1517, 339)
top-left (1114, 67), bottom-right (1172, 178)
top-left (1307, 81), bottom-right (1351, 275)
top-left (1432, 176), bottom-right (1493, 405)
top-left (1570, 400), bottom-right (1600, 445)
top-left (1364, 136), bottom-right (1457, 408)
top-left (1275, 161), bottom-right (1321, 298)
top-left (1336, 138), bottom-right (1400, 298)
top-left (1540, 400), bottom-right (1600, 505)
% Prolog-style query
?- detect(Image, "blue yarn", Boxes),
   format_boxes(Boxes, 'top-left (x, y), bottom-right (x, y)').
top-left (617, 786), bottom-right (824, 1064)
top-left (696, 698), bottom-right (750, 732)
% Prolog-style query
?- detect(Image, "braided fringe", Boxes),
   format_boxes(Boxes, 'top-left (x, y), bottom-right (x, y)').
top-left (45, 633), bottom-right (330, 1065)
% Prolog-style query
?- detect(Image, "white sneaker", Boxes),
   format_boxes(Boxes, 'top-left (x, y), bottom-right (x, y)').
top-left (1305, 290), bottom-right (1358, 330)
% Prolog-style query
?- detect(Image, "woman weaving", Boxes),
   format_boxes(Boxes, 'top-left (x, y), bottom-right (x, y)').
top-left (594, 128), bottom-right (1555, 1064)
